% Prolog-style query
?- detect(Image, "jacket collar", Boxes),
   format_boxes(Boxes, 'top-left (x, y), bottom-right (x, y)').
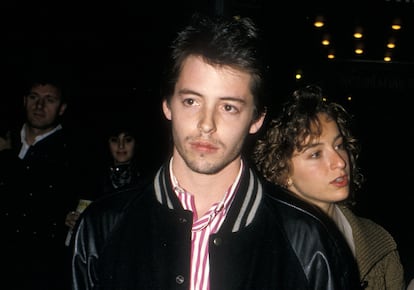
top-left (153, 159), bottom-right (263, 232)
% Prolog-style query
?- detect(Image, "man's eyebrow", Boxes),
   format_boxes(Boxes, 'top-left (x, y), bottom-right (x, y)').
top-left (219, 96), bottom-right (246, 104)
top-left (177, 88), bottom-right (202, 97)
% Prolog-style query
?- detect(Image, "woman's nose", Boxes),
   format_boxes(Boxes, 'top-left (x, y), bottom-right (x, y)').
top-left (331, 151), bottom-right (347, 169)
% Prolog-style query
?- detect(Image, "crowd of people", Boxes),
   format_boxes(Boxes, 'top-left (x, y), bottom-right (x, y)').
top-left (1, 12), bottom-right (411, 290)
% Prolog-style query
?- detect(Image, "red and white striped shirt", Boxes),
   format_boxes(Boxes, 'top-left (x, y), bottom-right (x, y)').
top-left (170, 160), bottom-right (242, 290)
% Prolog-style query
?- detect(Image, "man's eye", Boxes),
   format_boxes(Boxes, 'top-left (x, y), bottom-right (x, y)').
top-left (183, 98), bottom-right (195, 105)
top-left (223, 104), bottom-right (239, 113)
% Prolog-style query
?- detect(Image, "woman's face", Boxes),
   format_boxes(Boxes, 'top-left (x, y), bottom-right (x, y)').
top-left (108, 132), bottom-right (136, 164)
top-left (288, 113), bottom-right (350, 213)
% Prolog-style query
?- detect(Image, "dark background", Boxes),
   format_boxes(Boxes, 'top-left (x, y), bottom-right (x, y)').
top-left (1, 0), bottom-right (413, 279)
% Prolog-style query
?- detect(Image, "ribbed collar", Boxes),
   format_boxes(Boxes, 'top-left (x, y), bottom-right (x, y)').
top-left (153, 159), bottom-right (263, 233)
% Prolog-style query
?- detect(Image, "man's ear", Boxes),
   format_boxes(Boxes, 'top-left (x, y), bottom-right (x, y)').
top-left (59, 103), bottom-right (67, 116)
top-left (249, 111), bottom-right (266, 134)
top-left (162, 99), bottom-right (172, 120)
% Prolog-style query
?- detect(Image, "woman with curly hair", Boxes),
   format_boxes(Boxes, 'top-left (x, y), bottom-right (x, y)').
top-left (253, 84), bottom-right (405, 290)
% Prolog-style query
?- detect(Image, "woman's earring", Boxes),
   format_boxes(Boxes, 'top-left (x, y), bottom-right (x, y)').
top-left (286, 178), bottom-right (293, 188)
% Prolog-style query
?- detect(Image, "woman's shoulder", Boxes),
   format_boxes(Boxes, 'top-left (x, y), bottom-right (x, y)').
top-left (339, 205), bottom-right (398, 249)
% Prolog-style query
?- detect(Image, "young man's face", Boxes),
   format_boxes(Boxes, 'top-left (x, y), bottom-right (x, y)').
top-left (24, 84), bottom-right (66, 130)
top-left (163, 55), bottom-right (265, 174)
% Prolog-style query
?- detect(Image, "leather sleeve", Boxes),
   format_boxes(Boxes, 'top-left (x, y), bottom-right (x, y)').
top-left (71, 214), bottom-right (99, 290)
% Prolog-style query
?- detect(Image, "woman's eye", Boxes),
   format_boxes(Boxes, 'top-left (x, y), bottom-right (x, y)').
top-left (335, 143), bottom-right (345, 150)
top-left (310, 151), bottom-right (321, 158)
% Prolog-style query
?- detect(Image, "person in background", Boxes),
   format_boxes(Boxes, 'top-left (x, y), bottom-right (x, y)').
top-left (0, 108), bottom-right (16, 199)
top-left (71, 13), bottom-right (361, 290)
top-left (98, 118), bottom-right (147, 194)
top-left (0, 125), bottom-right (12, 151)
top-left (3, 71), bottom-right (87, 290)
top-left (65, 116), bottom-right (149, 232)
top-left (253, 84), bottom-right (405, 290)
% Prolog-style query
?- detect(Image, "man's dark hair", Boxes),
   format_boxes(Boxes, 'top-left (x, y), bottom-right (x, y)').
top-left (23, 67), bottom-right (70, 103)
top-left (162, 13), bottom-right (270, 121)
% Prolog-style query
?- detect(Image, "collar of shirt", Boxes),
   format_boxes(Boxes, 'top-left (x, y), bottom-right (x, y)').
top-left (19, 123), bottom-right (63, 159)
top-left (169, 157), bottom-right (243, 229)
top-left (333, 204), bottom-right (355, 256)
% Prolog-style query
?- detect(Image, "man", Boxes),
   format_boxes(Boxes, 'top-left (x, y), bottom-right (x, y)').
top-left (3, 72), bottom-right (86, 290)
top-left (71, 14), bottom-right (361, 290)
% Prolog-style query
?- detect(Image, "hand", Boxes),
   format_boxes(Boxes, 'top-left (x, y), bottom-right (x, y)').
top-left (0, 134), bottom-right (11, 151)
top-left (65, 211), bottom-right (81, 230)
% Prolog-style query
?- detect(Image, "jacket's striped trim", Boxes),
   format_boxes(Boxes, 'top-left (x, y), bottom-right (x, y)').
top-left (153, 163), bottom-right (263, 232)
top-left (232, 169), bottom-right (262, 232)
top-left (154, 167), bottom-right (174, 209)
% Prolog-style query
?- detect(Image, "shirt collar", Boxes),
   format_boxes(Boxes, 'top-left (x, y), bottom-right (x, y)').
top-left (19, 123), bottom-right (63, 159)
top-left (169, 157), bottom-right (243, 214)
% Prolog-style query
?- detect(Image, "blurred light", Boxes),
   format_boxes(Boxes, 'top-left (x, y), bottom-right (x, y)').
top-left (295, 69), bottom-right (303, 80)
top-left (314, 15), bottom-right (325, 28)
top-left (322, 39), bottom-right (330, 46)
top-left (391, 18), bottom-right (401, 30)
top-left (355, 43), bottom-right (364, 55)
top-left (327, 49), bottom-right (335, 59)
top-left (387, 38), bottom-right (396, 49)
top-left (355, 48), bottom-right (364, 54)
top-left (353, 26), bottom-right (363, 39)
top-left (384, 51), bottom-right (392, 62)
top-left (321, 33), bottom-right (330, 46)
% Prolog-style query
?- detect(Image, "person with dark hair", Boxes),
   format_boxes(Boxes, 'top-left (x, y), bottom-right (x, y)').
top-left (3, 72), bottom-right (87, 290)
top-left (253, 84), bottom-right (405, 290)
top-left (100, 122), bottom-right (145, 192)
top-left (71, 14), bottom-right (360, 290)
top-left (65, 116), bottom-right (149, 233)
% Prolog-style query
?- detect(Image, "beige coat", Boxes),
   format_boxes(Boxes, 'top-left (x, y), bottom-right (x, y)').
top-left (340, 206), bottom-right (405, 290)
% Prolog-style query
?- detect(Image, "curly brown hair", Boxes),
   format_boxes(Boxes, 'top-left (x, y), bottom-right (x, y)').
top-left (253, 85), bottom-right (363, 204)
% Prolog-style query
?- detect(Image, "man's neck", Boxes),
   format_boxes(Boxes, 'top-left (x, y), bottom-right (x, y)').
top-left (24, 124), bottom-right (58, 145)
top-left (171, 155), bottom-right (242, 215)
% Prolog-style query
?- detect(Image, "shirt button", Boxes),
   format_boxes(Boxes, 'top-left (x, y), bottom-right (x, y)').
top-left (213, 237), bottom-right (222, 246)
top-left (175, 275), bottom-right (185, 284)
